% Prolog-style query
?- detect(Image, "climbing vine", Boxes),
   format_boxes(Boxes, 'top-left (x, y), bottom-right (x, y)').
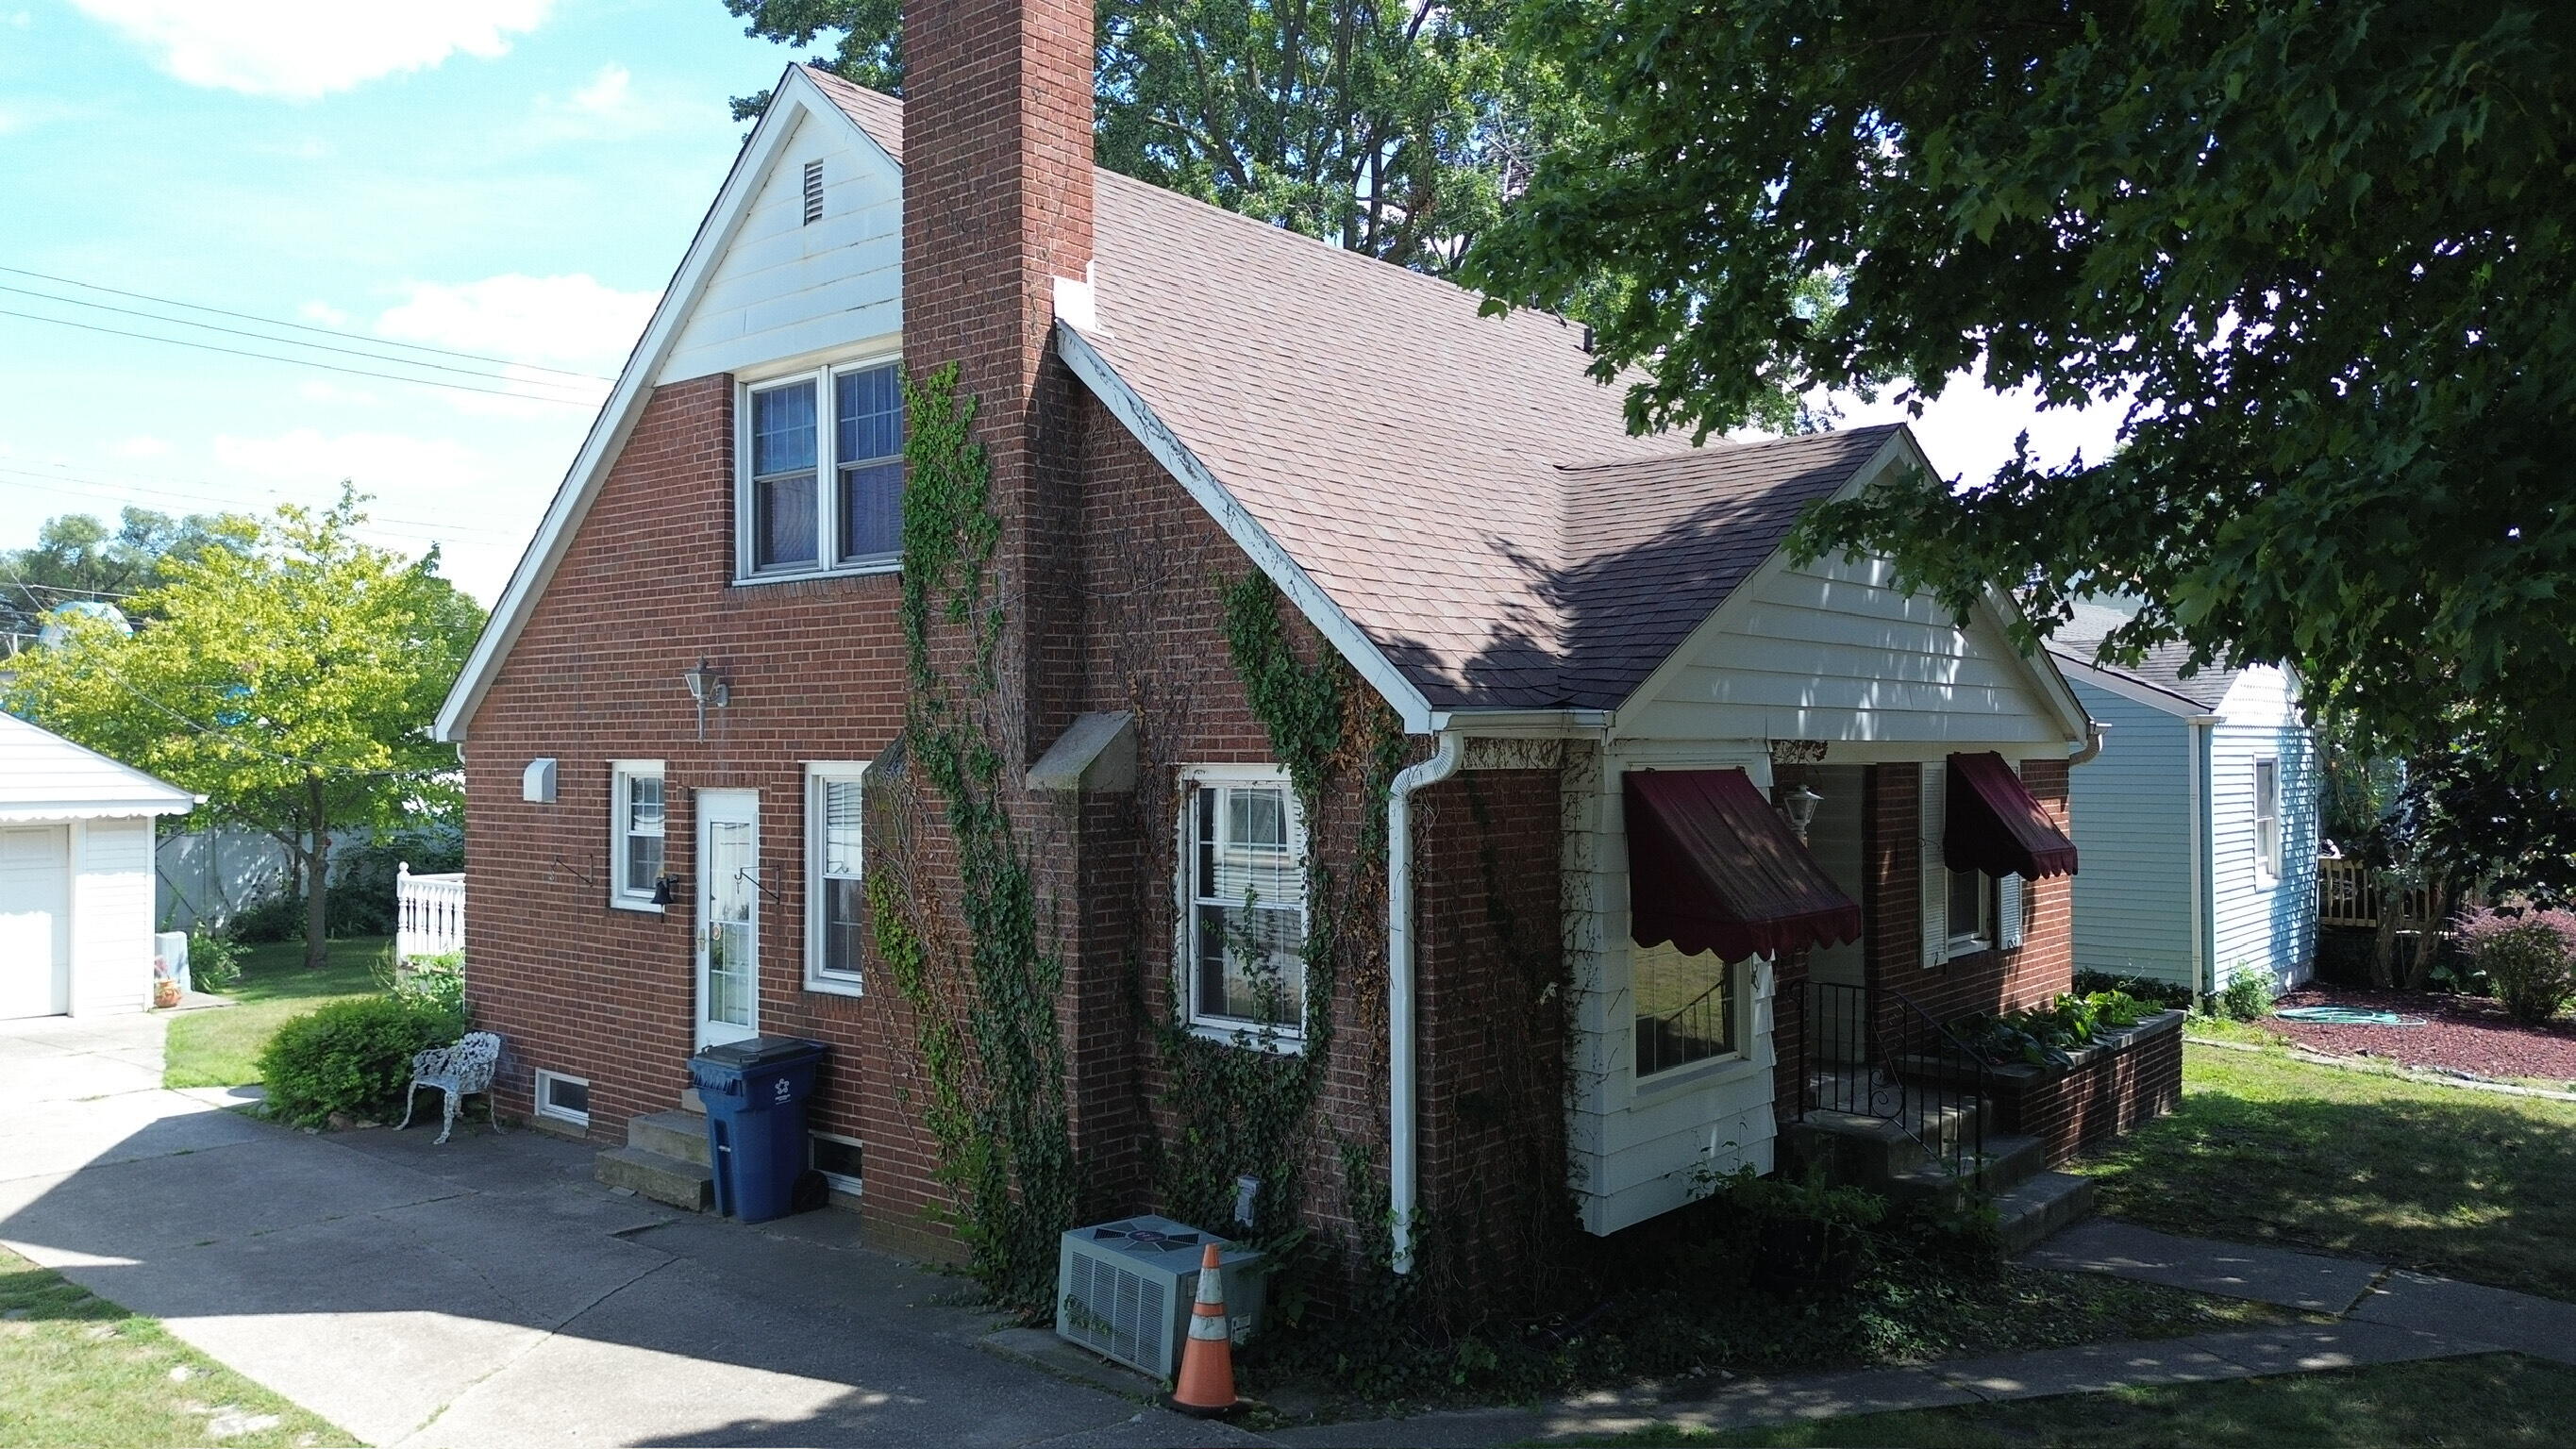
top-left (871, 362), bottom-right (1073, 1311)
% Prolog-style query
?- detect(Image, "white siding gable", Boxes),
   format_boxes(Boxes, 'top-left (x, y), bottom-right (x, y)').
top-left (659, 107), bottom-right (902, 384)
top-left (2216, 664), bottom-right (2300, 728)
top-left (1618, 552), bottom-right (2070, 745)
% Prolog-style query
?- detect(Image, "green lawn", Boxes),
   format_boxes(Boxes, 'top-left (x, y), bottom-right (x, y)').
top-left (0, 1243), bottom-right (352, 1448)
top-left (162, 937), bottom-right (392, 1091)
top-left (2072, 1041), bottom-right (2576, 1301)
top-left (1566, 1354), bottom-right (2576, 1447)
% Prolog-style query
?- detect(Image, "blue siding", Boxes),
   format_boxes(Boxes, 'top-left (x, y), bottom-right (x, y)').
top-left (2065, 684), bottom-right (2200, 986)
top-left (2210, 722), bottom-right (2320, 990)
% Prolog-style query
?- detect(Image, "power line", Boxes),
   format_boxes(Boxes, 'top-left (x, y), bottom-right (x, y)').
top-left (0, 306), bottom-right (603, 407)
top-left (0, 467), bottom-right (527, 541)
top-left (0, 283), bottom-right (609, 397)
top-left (0, 263), bottom-right (619, 382)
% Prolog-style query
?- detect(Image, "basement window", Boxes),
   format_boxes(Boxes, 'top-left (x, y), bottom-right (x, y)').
top-left (534, 1070), bottom-right (591, 1128)
top-left (810, 1133), bottom-right (863, 1194)
top-left (735, 358), bottom-right (906, 582)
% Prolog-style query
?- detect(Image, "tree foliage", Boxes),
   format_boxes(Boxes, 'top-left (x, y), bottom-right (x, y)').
top-left (726, 0), bottom-right (1583, 274)
top-left (0, 507), bottom-right (243, 640)
top-left (1465, 0), bottom-right (2576, 779)
top-left (6, 491), bottom-right (484, 968)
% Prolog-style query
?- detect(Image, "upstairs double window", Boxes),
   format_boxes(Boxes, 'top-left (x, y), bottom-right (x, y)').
top-left (739, 358), bottom-right (905, 580)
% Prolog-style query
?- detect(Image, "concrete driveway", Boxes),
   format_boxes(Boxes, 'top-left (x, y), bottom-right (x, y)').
top-left (0, 1011), bottom-right (1257, 1449)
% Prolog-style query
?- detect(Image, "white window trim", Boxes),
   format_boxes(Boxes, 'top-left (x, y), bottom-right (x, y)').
top-left (533, 1069), bottom-right (591, 1129)
top-left (1177, 764), bottom-right (1310, 1053)
top-left (733, 351), bottom-right (906, 586)
top-left (2252, 757), bottom-right (2283, 886)
top-left (1627, 941), bottom-right (1759, 1091)
top-left (804, 760), bottom-right (869, 996)
top-left (610, 760), bottom-right (666, 913)
top-left (1946, 867), bottom-right (1995, 958)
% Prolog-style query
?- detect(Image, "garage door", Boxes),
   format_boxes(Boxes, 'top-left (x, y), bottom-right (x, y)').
top-left (0, 825), bottom-right (70, 1019)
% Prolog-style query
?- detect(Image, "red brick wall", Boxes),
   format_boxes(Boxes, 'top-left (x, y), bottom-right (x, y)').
top-left (1990, 1016), bottom-right (2185, 1161)
top-left (457, 375), bottom-right (945, 1241)
top-left (1863, 758), bottom-right (2075, 1028)
top-left (1412, 767), bottom-right (1573, 1300)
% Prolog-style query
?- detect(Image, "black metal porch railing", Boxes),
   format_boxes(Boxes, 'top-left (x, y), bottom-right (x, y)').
top-left (1801, 980), bottom-right (1993, 1185)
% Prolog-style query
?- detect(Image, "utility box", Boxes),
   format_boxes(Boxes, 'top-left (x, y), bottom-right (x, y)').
top-left (1055, 1216), bottom-right (1265, 1379)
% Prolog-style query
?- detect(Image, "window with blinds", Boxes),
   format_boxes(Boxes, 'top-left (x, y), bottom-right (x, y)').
top-left (1184, 772), bottom-right (1307, 1039)
top-left (807, 764), bottom-right (868, 990)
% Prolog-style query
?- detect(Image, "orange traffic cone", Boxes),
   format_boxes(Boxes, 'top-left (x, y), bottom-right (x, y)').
top-left (1169, 1241), bottom-right (1238, 1417)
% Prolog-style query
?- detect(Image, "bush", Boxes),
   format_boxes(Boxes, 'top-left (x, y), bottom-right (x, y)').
top-left (2072, 970), bottom-right (2195, 1010)
top-left (329, 831), bottom-right (463, 938)
top-left (189, 932), bottom-right (245, 993)
top-left (388, 952), bottom-right (464, 1017)
top-left (256, 996), bottom-right (464, 1127)
top-left (2215, 968), bottom-right (2275, 1022)
top-left (1955, 991), bottom-right (2160, 1067)
top-left (2455, 908), bottom-right (2576, 1026)
top-left (226, 891), bottom-right (303, 944)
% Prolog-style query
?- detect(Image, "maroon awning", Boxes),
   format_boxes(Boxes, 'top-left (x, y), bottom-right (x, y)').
top-left (1946, 752), bottom-right (2079, 879)
top-left (1625, 769), bottom-right (1864, 961)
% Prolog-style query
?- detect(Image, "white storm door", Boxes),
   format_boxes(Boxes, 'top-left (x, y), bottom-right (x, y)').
top-left (0, 826), bottom-right (71, 1019)
top-left (694, 791), bottom-right (761, 1049)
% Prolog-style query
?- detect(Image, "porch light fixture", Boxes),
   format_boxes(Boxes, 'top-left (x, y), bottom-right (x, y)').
top-left (1781, 783), bottom-right (1824, 844)
top-left (683, 658), bottom-right (730, 740)
top-left (650, 873), bottom-right (686, 907)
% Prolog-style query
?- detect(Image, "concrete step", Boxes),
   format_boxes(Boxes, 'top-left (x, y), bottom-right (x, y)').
top-left (1785, 1101), bottom-right (1987, 1184)
top-left (595, 1145), bottom-right (713, 1211)
top-left (1996, 1170), bottom-right (2098, 1256)
top-left (627, 1109), bottom-right (711, 1167)
top-left (1882, 1132), bottom-right (2049, 1205)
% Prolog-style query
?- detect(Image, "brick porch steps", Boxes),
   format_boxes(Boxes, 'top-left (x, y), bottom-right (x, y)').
top-left (594, 1108), bottom-right (713, 1210)
top-left (1784, 1099), bottom-right (2095, 1253)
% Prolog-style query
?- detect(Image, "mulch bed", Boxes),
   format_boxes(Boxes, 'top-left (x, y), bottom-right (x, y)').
top-left (2265, 987), bottom-right (2576, 1084)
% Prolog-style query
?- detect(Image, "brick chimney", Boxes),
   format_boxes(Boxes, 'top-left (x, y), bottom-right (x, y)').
top-left (902, 0), bottom-right (1096, 764)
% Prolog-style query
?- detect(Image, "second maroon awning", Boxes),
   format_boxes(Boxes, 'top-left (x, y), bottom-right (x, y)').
top-left (1946, 752), bottom-right (2080, 879)
top-left (1625, 769), bottom-right (1863, 962)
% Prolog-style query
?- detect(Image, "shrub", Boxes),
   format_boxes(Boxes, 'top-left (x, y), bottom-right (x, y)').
top-left (1956, 991), bottom-right (2160, 1066)
top-left (390, 952), bottom-right (464, 1017)
top-left (256, 996), bottom-right (464, 1127)
top-left (2216, 968), bottom-right (2275, 1022)
top-left (226, 891), bottom-right (303, 944)
top-left (2073, 970), bottom-right (2195, 1009)
top-left (329, 831), bottom-right (463, 937)
top-left (189, 932), bottom-right (245, 993)
top-left (2455, 908), bottom-right (2576, 1026)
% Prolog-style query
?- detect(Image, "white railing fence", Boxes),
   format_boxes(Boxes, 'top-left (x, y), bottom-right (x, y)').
top-left (396, 861), bottom-right (467, 959)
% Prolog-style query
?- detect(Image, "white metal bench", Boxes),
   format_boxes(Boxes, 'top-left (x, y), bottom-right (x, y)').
top-left (394, 1031), bottom-right (505, 1144)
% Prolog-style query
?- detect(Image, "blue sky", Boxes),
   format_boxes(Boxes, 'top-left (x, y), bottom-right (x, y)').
top-left (0, 0), bottom-right (2119, 607)
top-left (0, 1), bottom-right (796, 601)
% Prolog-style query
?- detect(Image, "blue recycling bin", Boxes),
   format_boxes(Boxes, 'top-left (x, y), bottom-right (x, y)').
top-left (687, 1036), bottom-right (829, 1223)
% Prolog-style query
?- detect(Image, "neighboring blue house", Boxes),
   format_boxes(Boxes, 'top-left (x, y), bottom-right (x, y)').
top-left (2048, 619), bottom-right (2319, 994)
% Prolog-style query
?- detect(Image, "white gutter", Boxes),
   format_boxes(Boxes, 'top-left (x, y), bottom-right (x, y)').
top-left (1385, 729), bottom-right (1463, 1274)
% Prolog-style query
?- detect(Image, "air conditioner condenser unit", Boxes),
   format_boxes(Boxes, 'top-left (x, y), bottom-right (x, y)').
top-left (1054, 1215), bottom-right (1266, 1379)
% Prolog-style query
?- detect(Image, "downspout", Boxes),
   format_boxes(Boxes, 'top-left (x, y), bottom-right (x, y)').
top-left (2069, 720), bottom-right (2111, 768)
top-left (1385, 729), bottom-right (1463, 1275)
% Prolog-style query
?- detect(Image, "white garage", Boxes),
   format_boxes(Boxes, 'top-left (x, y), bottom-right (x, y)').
top-left (0, 712), bottom-right (194, 1019)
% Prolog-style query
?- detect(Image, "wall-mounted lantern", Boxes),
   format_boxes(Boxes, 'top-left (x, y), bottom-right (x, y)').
top-left (683, 658), bottom-right (730, 740)
top-left (1781, 783), bottom-right (1823, 845)
top-left (651, 873), bottom-right (686, 907)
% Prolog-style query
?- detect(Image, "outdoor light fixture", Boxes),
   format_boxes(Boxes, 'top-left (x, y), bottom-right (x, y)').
top-left (682, 658), bottom-right (729, 740)
top-left (1781, 783), bottom-right (1824, 844)
top-left (651, 873), bottom-right (685, 907)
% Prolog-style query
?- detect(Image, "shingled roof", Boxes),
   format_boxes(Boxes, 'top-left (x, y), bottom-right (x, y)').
top-left (813, 71), bottom-right (1909, 711)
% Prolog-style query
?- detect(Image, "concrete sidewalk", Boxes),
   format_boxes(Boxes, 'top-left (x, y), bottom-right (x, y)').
top-left (0, 1011), bottom-right (1258, 1449)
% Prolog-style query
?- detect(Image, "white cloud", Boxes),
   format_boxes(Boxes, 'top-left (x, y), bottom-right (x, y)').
top-left (297, 300), bottom-right (350, 327)
top-left (376, 273), bottom-right (656, 371)
top-left (68, 0), bottom-right (553, 101)
top-left (570, 62), bottom-right (631, 115)
top-left (533, 60), bottom-right (691, 140)
top-left (295, 379), bottom-right (380, 407)
top-left (111, 436), bottom-right (173, 458)
top-left (212, 428), bottom-right (491, 496)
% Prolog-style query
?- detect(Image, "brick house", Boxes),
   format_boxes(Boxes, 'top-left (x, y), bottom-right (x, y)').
top-left (434, 0), bottom-right (2173, 1297)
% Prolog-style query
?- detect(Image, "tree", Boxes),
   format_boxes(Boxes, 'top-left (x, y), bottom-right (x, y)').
top-left (7, 491), bottom-right (485, 969)
top-left (1465, 1), bottom-right (2576, 782)
top-left (0, 507), bottom-right (242, 641)
top-left (725, 0), bottom-right (1582, 275)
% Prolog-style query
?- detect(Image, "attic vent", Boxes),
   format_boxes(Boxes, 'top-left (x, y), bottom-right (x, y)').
top-left (801, 159), bottom-right (824, 225)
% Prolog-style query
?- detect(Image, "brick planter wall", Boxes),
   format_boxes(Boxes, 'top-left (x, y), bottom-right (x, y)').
top-left (1975, 1009), bottom-right (2185, 1163)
